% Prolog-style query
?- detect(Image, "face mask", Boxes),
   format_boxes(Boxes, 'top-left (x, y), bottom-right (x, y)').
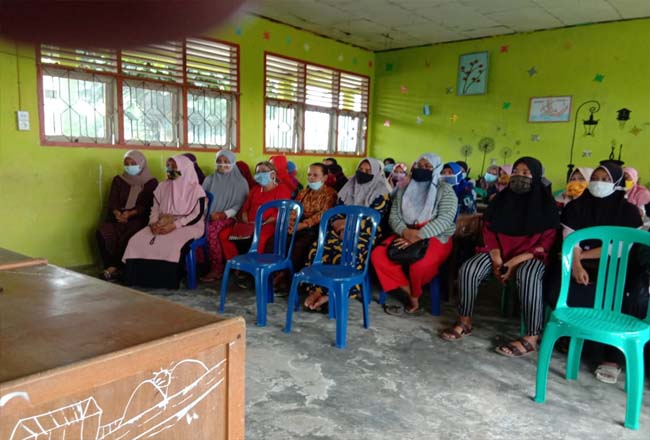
top-left (355, 170), bottom-right (374, 184)
top-left (308, 181), bottom-right (324, 191)
top-left (384, 164), bottom-right (394, 173)
top-left (216, 163), bottom-right (232, 173)
top-left (166, 167), bottom-right (181, 180)
top-left (588, 181), bottom-right (615, 198)
top-left (124, 164), bottom-right (141, 176)
top-left (392, 172), bottom-right (406, 181)
top-left (441, 175), bottom-right (458, 186)
top-left (565, 181), bottom-right (588, 198)
top-left (509, 175), bottom-right (532, 194)
top-left (254, 171), bottom-right (273, 186)
top-left (411, 168), bottom-right (433, 183)
top-left (624, 180), bottom-right (634, 191)
top-left (484, 173), bottom-right (498, 183)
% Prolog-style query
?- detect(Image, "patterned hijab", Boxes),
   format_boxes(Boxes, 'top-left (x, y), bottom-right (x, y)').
top-left (155, 155), bottom-right (206, 216)
top-left (203, 150), bottom-right (249, 214)
top-left (338, 158), bottom-right (391, 206)
top-left (401, 153), bottom-right (443, 225)
top-left (118, 150), bottom-right (154, 210)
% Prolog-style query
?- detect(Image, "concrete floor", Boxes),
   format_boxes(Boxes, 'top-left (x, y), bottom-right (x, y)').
top-left (113, 276), bottom-right (649, 440)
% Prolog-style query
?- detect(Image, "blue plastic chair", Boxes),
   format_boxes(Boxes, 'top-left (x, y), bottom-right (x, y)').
top-left (219, 199), bottom-right (303, 327)
top-left (534, 226), bottom-right (650, 430)
top-left (284, 205), bottom-right (381, 349)
top-left (185, 191), bottom-right (214, 290)
top-left (379, 276), bottom-right (443, 315)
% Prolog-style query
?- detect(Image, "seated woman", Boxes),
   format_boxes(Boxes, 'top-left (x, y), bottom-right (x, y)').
top-left (555, 167), bottom-right (592, 207)
top-left (441, 162), bottom-right (477, 214)
top-left (383, 157), bottom-right (396, 178)
top-left (181, 153), bottom-right (206, 184)
top-left (551, 161), bottom-right (643, 383)
top-left (487, 164), bottom-right (512, 201)
top-left (304, 158), bottom-right (391, 310)
top-left (323, 157), bottom-right (348, 192)
top-left (371, 153), bottom-right (458, 313)
top-left (624, 167), bottom-right (650, 218)
top-left (287, 160), bottom-right (304, 197)
top-left (269, 155), bottom-right (298, 195)
top-left (236, 160), bottom-right (255, 189)
top-left (200, 150), bottom-right (249, 282)
top-left (265, 163), bottom-right (337, 274)
top-left (387, 162), bottom-right (409, 190)
top-left (219, 161), bottom-right (292, 265)
top-left (123, 155), bottom-right (206, 288)
top-left (476, 164), bottom-right (499, 199)
top-left (441, 157), bottom-right (560, 358)
top-left (96, 150), bottom-right (158, 281)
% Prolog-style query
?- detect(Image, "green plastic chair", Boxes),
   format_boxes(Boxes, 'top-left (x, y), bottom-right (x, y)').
top-left (534, 225), bottom-right (650, 430)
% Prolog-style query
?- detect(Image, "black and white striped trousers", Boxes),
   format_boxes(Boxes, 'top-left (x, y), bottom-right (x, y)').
top-left (457, 252), bottom-right (546, 336)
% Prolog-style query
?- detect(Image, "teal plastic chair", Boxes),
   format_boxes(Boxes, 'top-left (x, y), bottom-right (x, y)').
top-left (534, 225), bottom-right (650, 430)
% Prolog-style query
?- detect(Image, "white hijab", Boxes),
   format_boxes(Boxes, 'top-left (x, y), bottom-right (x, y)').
top-left (338, 158), bottom-right (391, 206)
top-left (401, 153), bottom-right (443, 225)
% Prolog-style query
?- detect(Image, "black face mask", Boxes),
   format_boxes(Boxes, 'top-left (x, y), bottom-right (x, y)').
top-left (411, 168), bottom-right (433, 183)
top-left (509, 175), bottom-right (532, 194)
top-left (355, 170), bottom-right (374, 184)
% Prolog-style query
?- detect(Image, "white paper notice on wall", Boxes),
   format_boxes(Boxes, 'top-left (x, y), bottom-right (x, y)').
top-left (16, 111), bottom-right (30, 131)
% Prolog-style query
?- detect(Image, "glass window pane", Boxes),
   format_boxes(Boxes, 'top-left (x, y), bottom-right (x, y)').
top-left (265, 102), bottom-right (298, 151)
top-left (42, 71), bottom-right (112, 143)
top-left (304, 109), bottom-right (331, 152)
top-left (337, 113), bottom-right (366, 154)
top-left (123, 81), bottom-right (180, 146)
top-left (187, 90), bottom-right (232, 148)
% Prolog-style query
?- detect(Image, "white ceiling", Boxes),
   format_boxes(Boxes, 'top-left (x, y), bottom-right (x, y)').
top-left (244, 0), bottom-right (650, 51)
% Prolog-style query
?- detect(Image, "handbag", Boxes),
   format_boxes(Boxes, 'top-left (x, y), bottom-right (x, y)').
top-left (387, 238), bottom-right (430, 264)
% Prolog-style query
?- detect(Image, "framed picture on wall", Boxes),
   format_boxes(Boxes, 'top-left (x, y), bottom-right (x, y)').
top-left (457, 51), bottom-right (489, 96)
top-left (528, 96), bottom-right (572, 122)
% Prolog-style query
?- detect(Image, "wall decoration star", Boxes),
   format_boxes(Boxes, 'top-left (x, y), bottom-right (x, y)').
top-left (502, 102), bottom-right (511, 109)
top-left (630, 126), bottom-right (642, 136)
top-left (445, 86), bottom-right (453, 94)
top-left (594, 73), bottom-right (605, 82)
top-left (263, 31), bottom-right (270, 40)
top-left (500, 45), bottom-right (509, 53)
top-left (531, 134), bottom-right (541, 142)
top-left (527, 66), bottom-right (537, 77)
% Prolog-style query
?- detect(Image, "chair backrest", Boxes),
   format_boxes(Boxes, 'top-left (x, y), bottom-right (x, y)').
top-left (203, 191), bottom-right (214, 232)
top-left (312, 205), bottom-right (381, 275)
top-left (249, 199), bottom-right (303, 258)
top-left (557, 225), bottom-right (650, 320)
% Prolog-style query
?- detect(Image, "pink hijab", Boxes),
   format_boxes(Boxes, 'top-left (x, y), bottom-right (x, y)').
top-left (496, 164), bottom-right (513, 192)
top-left (624, 167), bottom-right (650, 209)
top-left (155, 155), bottom-right (206, 216)
top-left (119, 150), bottom-right (155, 210)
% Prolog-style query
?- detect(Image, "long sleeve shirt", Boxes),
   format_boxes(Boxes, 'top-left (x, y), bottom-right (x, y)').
top-left (479, 221), bottom-right (557, 264)
top-left (295, 185), bottom-right (338, 229)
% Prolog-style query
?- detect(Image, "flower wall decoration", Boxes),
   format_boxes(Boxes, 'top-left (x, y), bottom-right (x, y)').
top-left (457, 51), bottom-right (489, 96)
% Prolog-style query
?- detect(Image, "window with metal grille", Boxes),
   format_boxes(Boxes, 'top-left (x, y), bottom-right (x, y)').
top-left (38, 38), bottom-right (239, 150)
top-left (264, 53), bottom-right (369, 156)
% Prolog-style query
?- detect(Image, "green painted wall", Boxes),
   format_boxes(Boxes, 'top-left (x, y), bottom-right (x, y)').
top-left (371, 19), bottom-right (650, 189)
top-left (0, 15), bottom-right (374, 266)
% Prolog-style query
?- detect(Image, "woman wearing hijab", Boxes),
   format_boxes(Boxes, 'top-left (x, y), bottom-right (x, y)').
top-left (323, 157), bottom-right (348, 192)
top-left (96, 150), bottom-right (158, 281)
top-left (555, 167), bottom-right (593, 207)
top-left (623, 167), bottom-right (650, 217)
top-left (200, 150), bottom-right (250, 282)
top-left (303, 158), bottom-right (392, 310)
top-left (181, 153), bottom-right (206, 184)
top-left (441, 162), bottom-right (477, 214)
top-left (441, 157), bottom-right (560, 358)
top-left (553, 161), bottom-right (643, 383)
top-left (123, 155), bottom-right (207, 288)
top-left (488, 164), bottom-right (512, 201)
top-left (269, 155), bottom-right (298, 194)
top-left (372, 154), bottom-right (458, 313)
top-left (388, 162), bottom-right (409, 190)
top-left (236, 160), bottom-right (255, 189)
top-left (476, 164), bottom-right (499, 199)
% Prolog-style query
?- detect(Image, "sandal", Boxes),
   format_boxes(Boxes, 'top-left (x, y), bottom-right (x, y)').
top-left (495, 338), bottom-right (536, 358)
top-left (440, 321), bottom-right (473, 341)
top-left (100, 269), bottom-right (119, 282)
top-left (383, 304), bottom-right (403, 316)
top-left (595, 364), bottom-right (621, 384)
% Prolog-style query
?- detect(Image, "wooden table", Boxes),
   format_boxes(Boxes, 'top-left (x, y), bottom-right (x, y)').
top-left (0, 254), bottom-right (245, 440)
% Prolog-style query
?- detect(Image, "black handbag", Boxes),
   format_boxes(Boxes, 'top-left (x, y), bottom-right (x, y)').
top-left (387, 238), bottom-right (430, 264)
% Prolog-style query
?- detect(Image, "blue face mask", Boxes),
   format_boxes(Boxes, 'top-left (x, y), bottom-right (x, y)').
top-left (308, 181), bottom-right (323, 191)
top-left (384, 164), bottom-right (394, 173)
top-left (254, 171), bottom-right (273, 186)
top-left (124, 164), bottom-right (141, 176)
top-left (441, 175), bottom-right (459, 186)
top-left (483, 173), bottom-right (498, 183)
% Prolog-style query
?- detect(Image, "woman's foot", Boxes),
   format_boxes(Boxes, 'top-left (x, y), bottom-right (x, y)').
top-left (495, 336), bottom-right (538, 358)
top-left (100, 266), bottom-right (119, 281)
top-left (405, 295), bottom-right (420, 313)
top-left (440, 320), bottom-right (473, 341)
top-left (200, 270), bottom-right (223, 283)
top-left (304, 289), bottom-right (328, 311)
top-left (594, 362), bottom-right (621, 384)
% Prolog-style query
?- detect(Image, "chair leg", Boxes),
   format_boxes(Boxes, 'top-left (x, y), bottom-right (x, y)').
top-left (361, 280), bottom-right (370, 329)
top-left (534, 323), bottom-right (560, 403)
top-left (333, 285), bottom-right (349, 349)
top-left (284, 279), bottom-right (300, 333)
top-left (255, 270), bottom-right (268, 327)
top-left (500, 283), bottom-right (509, 317)
top-left (623, 341), bottom-right (644, 430)
top-left (219, 262), bottom-right (232, 313)
top-left (566, 337), bottom-right (584, 380)
top-left (186, 248), bottom-right (197, 290)
top-left (328, 289), bottom-right (335, 320)
top-left (267, 274), bottom-right (274, 304)
top-left (379, 290), bottom-right (387, 305)
top-left (364, 278), bottom-right (372, 306)
top-left (430, 277), bottom-right (441, 316)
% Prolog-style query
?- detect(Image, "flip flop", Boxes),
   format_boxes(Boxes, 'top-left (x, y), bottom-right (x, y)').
top-left (383, 304), bottom-right (403, 316)
top-left (595, 364), bottom-right (621, 384)
top-left (495, 338), bottom-right (536, 358)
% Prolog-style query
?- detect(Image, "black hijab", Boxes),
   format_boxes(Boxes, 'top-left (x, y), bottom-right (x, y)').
top-left (485, 156), bottom-right (560, 236)
top-left (562, 162), bottom-right (642, 230)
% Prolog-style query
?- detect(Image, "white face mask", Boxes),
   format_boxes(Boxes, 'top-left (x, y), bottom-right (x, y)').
top-left (588, 181), bottom-right (615, 198)
top-left (216, 163), bottom-right (233, 173)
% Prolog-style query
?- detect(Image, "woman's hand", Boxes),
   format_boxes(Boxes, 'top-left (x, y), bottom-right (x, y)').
top-left (402, 228), bottom-right (421, 243)
top-left (572, 262), bottom-right (590, 285)
top-left (211, 212), bottom-right (226, 221)
top-left (393, 237), bottom-right (411, 249)
top-left (149, 223), bottom-right (160, 234)
top-left (157, 222), bottom-right (176, 235)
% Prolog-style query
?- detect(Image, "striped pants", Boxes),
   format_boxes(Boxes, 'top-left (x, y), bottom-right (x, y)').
top-left (457, 252), bottom-right (546, 336)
